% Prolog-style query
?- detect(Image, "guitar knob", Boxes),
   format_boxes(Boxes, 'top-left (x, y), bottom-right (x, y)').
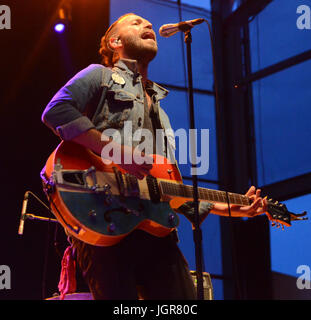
top-left (121, 206), bottom-right (132, 215)
top-left (88, 210), bottom-right (97, 218)
top-left (168, 213), bottom-right (175, 223)
top-left (107, 222), bottom-right (116, 233)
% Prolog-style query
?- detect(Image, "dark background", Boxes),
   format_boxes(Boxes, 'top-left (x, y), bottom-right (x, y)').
top-left (0, 0), bottom-right (109, 299)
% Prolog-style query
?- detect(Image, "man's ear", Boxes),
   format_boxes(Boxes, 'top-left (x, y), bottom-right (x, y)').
top-left (109, 37), bottom-right (122, 50)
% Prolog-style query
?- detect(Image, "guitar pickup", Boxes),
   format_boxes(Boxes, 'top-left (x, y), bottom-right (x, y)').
top-left (113, 167), bottom-right (125, 200)
top-left (125, 173), bottom-right (140, 197)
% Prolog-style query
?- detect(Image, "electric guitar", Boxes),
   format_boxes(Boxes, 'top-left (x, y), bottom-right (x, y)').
top-left (41, 141), bottom-right (307, 246)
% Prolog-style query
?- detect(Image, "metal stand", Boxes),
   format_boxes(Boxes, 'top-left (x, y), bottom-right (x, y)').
top-left (184, 29), bottom-right (205, 300)
top-left (18, 191), bottom-right (58, 237)
top-left (22, 213), bottom-right (58, 223)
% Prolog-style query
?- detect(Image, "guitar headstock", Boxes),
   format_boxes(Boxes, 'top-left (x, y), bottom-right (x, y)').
top-left (266, 199), bottom-right (308, 229)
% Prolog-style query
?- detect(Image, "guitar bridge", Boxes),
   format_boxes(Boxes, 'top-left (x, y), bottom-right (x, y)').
top-left (51, 159), bottom-right (105, 193)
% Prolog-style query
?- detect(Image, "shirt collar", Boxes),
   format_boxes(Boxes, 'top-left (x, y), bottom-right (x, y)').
top-left (145, 80), bottom-right (169, 101)
top-left (114, 58), bottom-right (139, 76)
top-left (113, 59), bottom-right (169, 100)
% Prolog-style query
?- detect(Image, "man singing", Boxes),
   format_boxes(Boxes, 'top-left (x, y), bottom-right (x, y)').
top-left (42, 13), bottom-right (267, 300)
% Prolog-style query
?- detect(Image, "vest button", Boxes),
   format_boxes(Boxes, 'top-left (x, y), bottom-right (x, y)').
top-left (138, 117), bottom-right (142, 127)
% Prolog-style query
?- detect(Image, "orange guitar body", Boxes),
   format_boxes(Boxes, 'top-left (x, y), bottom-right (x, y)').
top-left (42, 141), bottom-right (184, 246)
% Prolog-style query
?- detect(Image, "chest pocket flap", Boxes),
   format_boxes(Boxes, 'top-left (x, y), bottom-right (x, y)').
top-left (105, 89), bottom-right (136, 129)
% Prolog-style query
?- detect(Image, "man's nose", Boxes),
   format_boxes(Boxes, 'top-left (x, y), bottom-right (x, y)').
top-left (144, 21), bottom-right (153, 29)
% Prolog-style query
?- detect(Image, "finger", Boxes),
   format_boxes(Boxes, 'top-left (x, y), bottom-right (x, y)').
top-left (127, 167), bottom-right (145, 179)
top-left (139, 167), bottom-right (152, 176)
top-left (252, 198), bottom-right (262, 209)
top-left (135, 172), bottom-right (145, 180)
top-left (253, 198), bottom-right (268, 215)
top-left (137, 158), bottom-right (153, 167)
top-left (245, 186), bottom-right (255, 197)
top-left (141, 162), bottom-right (153, 170)
top-left (246, 198), bottom-right (262, 212)
top-left (262, 196), bottom-right (268, 212)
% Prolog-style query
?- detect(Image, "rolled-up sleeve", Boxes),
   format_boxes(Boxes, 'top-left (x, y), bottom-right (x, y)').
top-left (42, 64), bottom-right (104, 140)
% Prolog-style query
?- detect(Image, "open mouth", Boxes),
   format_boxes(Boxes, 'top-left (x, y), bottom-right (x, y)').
top-left (141, 31), bottom-right (156, 41)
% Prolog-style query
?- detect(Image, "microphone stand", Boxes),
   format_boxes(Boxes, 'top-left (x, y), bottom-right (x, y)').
top-left (18, 191), bottom-right (58, 236)
top-left (183, 28), bottom-right (205, 300)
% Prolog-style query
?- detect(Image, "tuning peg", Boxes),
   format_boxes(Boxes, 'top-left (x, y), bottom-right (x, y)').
top-left (274, 200), bottom-right (279, 205)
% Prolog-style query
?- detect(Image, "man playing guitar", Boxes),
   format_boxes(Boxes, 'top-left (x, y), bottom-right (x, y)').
top-left (42, 13), bottom-right (267, 300)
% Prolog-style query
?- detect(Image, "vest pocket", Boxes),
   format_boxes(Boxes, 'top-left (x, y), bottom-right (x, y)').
top-left (104, 90), bottom-right (136, 129)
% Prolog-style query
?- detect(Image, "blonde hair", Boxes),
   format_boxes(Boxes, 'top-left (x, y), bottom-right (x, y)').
top-left (99, 13), bottom-right (136, 67)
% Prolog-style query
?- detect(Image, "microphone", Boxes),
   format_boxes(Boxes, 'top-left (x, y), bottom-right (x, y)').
top-left (18, 191), bottom-right (29, 235)
top-left (159, 18), bottom-right (204, 38)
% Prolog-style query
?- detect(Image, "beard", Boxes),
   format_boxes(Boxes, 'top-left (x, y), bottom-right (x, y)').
top-left (121, 34), bottom-right (158, 63)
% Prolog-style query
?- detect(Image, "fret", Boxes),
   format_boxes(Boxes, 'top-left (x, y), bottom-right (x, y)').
top-left (218, 191), bottom-right (225, 203)
top-left (159, 181), bottom-right (250, 206)
top-left (116, 173), bottom-right (251, 206)
top-left (214, 190), bottom-right (220, 202)
top-left (210, 190), bottom-right (216, 201)
top-left (230, 192), bottom-right (236, 204)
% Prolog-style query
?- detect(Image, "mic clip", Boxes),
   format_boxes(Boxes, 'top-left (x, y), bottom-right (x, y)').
top-left (178, 21), bottom-right (195, 33)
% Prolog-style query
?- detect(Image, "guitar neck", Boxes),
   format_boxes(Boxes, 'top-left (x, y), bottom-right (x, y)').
top-left (159, 181), bottom-right (251, 206)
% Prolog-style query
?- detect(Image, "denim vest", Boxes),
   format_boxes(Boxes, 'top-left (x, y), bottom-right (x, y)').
top-left (42, 59), bottom-right (176, 161)
top-left (42, 60), bottom-right (213, 213)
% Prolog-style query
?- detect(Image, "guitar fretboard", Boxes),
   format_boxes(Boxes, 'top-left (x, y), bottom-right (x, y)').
top-left (159, 181), bottom-right (251, 206)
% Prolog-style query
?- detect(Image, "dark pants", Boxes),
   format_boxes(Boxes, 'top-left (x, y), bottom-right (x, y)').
top-left (72, 230), bottom-right (196, 300)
